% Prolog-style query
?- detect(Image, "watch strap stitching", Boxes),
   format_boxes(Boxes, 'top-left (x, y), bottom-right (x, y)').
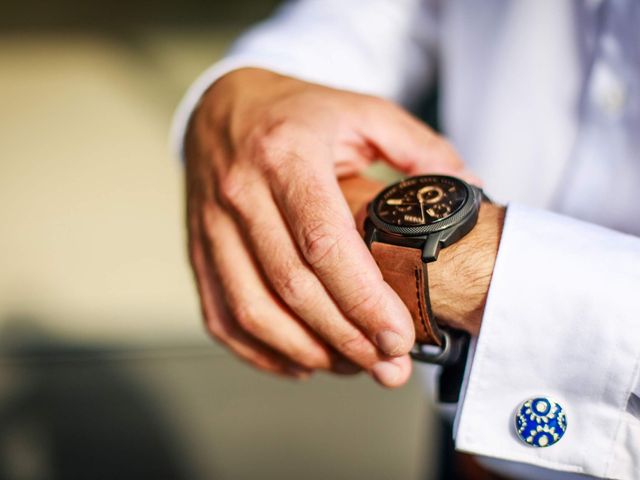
top-left (414, 266), bottom-right (430, 339)
top-left (370, 241), bottom-right (441, 346)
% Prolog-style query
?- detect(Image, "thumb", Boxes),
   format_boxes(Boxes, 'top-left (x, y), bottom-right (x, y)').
top-left (359, 99), bottom-right (469, 176)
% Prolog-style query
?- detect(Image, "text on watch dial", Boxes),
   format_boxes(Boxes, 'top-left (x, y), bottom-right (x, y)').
top-left (375, 176), bottom-right (467, 226)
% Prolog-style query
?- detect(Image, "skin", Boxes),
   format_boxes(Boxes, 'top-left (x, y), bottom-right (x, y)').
top-left (185, 67), bottom-right (503, 388)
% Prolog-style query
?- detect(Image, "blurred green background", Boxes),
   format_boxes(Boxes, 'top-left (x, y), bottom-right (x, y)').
top-left (0, 1), bottom-right (438, 478)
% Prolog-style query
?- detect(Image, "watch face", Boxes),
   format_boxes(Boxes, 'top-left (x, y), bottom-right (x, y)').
top-left (374, 176), bottom-right (468, 228)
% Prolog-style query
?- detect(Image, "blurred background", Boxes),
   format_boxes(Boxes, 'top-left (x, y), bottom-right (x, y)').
top-left (0, 1), bottom-right (439, 478)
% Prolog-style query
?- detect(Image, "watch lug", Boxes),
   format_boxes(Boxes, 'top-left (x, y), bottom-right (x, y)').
top-left (438, 227), bottom-right (458, 244)
top-left (363, 218), bottom-right (377, 248)
top-left (422, 231), bottom-right (444, 262)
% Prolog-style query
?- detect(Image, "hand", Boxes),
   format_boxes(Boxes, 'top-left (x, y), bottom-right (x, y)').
top-left (185, 68), bottom-right (472, 387)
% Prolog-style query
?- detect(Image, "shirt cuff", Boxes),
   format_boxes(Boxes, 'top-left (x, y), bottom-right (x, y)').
top-left (454, 203), bottom-right (640, 480)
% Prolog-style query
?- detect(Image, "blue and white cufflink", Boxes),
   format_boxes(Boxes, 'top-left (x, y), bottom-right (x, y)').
top-left (515, 397), bottom-right (567, 447)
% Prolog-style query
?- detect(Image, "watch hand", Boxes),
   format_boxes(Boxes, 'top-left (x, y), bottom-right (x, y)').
top-left (418, 198), bottom-right (426, 223)
top-left (386, 199), bottom-right (418, 206)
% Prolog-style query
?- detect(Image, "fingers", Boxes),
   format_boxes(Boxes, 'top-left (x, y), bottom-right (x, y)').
top-left (189, 225), bottom-right (310, 378)
top-left (218, 168), bottom-right (413, 385)
top-left (359, 98), bottom-right (472, 177)
top-left (256, 129), bottom-right (416, 364)
top-left (196, 202), bottom-right (349, 375)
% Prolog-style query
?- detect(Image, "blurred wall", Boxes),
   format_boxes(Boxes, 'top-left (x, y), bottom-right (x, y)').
top-left (2, 0), bottom-right (281, 29)
top-left (0, 2), bottom-right (438, 479)
top-left (0, 1), bottom-right (282, 346)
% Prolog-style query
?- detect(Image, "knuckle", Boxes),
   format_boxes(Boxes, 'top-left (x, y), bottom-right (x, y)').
top-left (199, 202), bottom-right (224, 242)
top-left (251, 120), bottom-right (306, 173)
top-left (258, 119), bottom-right (299, 148)
top-left (277, 267), bottom-right (317, 310)
top-left (217, 170), bottom-right (246, 209)
top-left (232, 302), bottom-right (263, 335)
top-left (287, 343), bottom-right (329, 370)
top-left (300, 355), bottom-right (330, 371)
top-left (300, 222), bottom-right (345, 268)
top-left (216, 169), bottom-right (263, 221)
top-left (344, 286), bottom-right (385, 319)
top-left (203, 315), bottom-right (227, 342)
top-left (336, 331), bottom-right (368, 358)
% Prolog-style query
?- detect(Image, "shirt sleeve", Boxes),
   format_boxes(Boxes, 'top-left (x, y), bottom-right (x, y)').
top-left (454, 203), bottom-right (640, 480)
top-left (169, 0), bottom-right (439, 160)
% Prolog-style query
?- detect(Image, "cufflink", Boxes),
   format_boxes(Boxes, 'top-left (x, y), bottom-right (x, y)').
top-left (515, 397), bottom-right (567, 447)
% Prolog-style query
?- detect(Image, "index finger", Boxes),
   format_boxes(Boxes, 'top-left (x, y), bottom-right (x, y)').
top-left (266, 144), bottom-right (415, 357)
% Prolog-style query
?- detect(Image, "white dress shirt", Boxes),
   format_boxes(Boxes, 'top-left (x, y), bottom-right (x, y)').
top-left (171, 1), bottom-right (640, 478)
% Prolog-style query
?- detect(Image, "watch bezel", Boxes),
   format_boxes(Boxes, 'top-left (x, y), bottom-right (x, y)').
top-left (368, 175), bottom-right (480, 236)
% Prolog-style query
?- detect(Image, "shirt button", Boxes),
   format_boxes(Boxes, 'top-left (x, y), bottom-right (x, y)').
top-left (515, 397), bottom-right (567, 447)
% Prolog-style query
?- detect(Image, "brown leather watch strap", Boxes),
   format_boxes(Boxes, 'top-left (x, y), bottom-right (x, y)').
top-left (370, 242), bottom-right (443, 346)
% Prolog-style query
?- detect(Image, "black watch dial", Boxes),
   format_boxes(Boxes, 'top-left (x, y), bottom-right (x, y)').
top-left (373, 175), bottom-right (469, 228)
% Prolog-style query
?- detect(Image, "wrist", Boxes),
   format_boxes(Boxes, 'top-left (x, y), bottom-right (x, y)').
top-left (429, 203), bottom-right (505, 335)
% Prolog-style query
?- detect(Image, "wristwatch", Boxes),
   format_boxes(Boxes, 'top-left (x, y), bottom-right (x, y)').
top-left (364, 174), bottom-right (485, 374)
